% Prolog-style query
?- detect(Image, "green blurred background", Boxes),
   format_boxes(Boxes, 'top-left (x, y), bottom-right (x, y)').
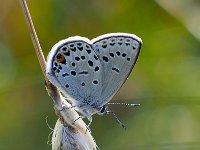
top-left (1, 0), bottom-right (200, 149)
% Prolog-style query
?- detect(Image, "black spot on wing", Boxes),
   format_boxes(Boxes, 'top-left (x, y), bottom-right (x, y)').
top-left (71, 71), bottom-right (76, 76)
top-left (95, 66), bottom-right (99, 72)
top-left (86, 49), bottom-right (91, 54)
top-left (110, 43), bottom-right (115, 46)
top-left (69, 44), bottom-right (74, 47)
top-left (93, 80), bottom-right (98, 84)
top-left (70, 47), bottom-right (76, 52)
top-left (88, 60), bottom-right (93, 67)
top-left (72, 62), bottom-right (75, 67)
top-left (109, 53), bottom-right (114, 58)
top-left (122, 53), bottom-right (126, 57)
top-left (78, 46), bottom-right (83, 51)
top-left (86, 45), bottom-right (90, 49)
top-left (103, 56), bottom-right (108, 62)
top-left (81, 56), bottom-right (85, 60)
top-left (77, 42), bottom-right (82, 46)
top-left (53, 67), bottom-right (57, 71)
top-left (62, 73), bottom-right (69, 77)
top-left (56, 53), bottom-right (62, 59)
top-left (62, 47), bottom-right (67, 51)
top-left (94, 55), bottom-right (98, 60)
top-left (112, 67), bottom-right (120, 73)
top-left (75, 57), bottom-right (80, 61)
top-left (116, 51), bottom-right (120, 56)
top-left (58, 66), bottom-right (62, 70)
top-left (102, 45), bottom-right (107, 48)
top-left (64, 51), bottom-right (70, 56)
top-left (79, 71), bottom-right (88, 75)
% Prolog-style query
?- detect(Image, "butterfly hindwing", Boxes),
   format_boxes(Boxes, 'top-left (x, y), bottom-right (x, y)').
top-left (91, 33), bottom-right (142, 106)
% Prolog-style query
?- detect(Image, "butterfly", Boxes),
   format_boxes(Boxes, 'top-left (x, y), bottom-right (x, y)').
top-left (46, 33), bottom-right (142, 128)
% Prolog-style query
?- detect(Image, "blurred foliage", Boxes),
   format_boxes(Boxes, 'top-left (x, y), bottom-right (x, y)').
top-left (0, 0), bottom-right (200, 150)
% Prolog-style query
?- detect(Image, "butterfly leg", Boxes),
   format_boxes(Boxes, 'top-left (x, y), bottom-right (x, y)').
top-left (73, 116), bottom-right (85, 125)
top-left (73, 115), bottom-right (91, 134)
top-left (58, 105), bottom-right (75, 111)
top-left (87, 116), bottom-right (92, 128)
top-left (58, 103), bottom-right (85, 111)
top-left (84, 116), bottom-right (92, 134)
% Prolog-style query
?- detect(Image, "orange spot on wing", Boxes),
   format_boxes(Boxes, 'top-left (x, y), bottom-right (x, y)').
top-left (56, 54), bottom-right (66, 64)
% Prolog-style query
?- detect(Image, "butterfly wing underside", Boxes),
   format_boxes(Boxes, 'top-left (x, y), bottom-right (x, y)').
top-left (91, 33), bottom-right (142, 106)
top-left (46, 37), bottom-right (103, 106)
top-left (46, 33), bottom-right (142, 113)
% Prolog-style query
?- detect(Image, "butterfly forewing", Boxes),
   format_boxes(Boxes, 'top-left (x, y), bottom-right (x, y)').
top-left (91, 33), bottom-right (142, 106)
top-left (46, 37), bottom-right (103, 106)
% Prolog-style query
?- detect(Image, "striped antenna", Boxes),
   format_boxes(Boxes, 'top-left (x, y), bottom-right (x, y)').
top-left (108, 102), bottom-right (140, 107)
top-left (106, 109), bottom-right (126, 129)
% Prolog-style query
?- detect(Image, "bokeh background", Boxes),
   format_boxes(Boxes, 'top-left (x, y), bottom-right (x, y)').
top-left (1, 0), bottom-right (200, 149)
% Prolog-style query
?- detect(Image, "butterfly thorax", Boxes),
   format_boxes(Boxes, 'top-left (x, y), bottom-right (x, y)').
top-left (74, 99), bottom-right (105, 115)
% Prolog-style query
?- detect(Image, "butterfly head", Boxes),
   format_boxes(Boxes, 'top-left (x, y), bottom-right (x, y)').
top-left (97, 105), bottom-right (109, 115)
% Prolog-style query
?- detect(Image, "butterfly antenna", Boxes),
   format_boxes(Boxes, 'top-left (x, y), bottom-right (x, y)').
top-left (108, 102), bottom-right (140, 107)
top-left (107, 109), bottom-right (126, 129)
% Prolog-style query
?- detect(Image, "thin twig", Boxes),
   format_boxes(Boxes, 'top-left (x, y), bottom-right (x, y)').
top-left (20, 0), bottom-right (47, 80)
top-left (20, 1), bottom-right (97, 149)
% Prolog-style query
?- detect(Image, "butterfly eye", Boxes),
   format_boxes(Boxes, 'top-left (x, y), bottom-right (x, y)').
top-left (56, 53), bottom-right (66, 64)
top-left (98, 106), bottom-right (106, 115)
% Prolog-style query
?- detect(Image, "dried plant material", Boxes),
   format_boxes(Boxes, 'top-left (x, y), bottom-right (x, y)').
top-left (20, 0), bottom-right (97, 149)
top-left (51, 89), bottom-right (97, 150)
